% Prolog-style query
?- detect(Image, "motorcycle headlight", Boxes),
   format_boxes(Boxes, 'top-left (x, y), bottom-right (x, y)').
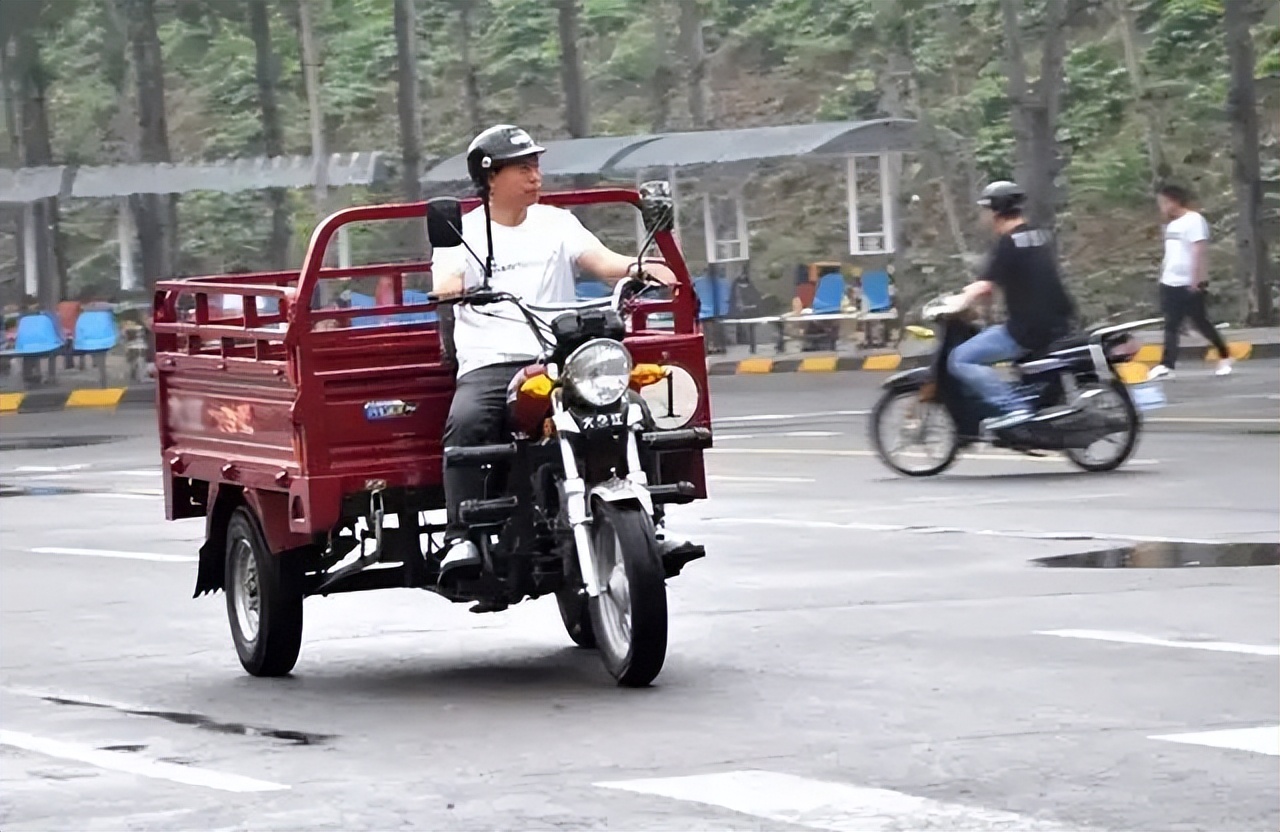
top-left (563, 338), bottom-right (633, 407)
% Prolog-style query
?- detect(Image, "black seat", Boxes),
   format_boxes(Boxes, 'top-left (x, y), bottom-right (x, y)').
top-left (1017, 332), bottom-right (1089, 363)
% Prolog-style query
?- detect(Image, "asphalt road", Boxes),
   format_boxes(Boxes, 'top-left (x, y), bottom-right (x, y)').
top-left (1, 363), bottom-right (1277, 831)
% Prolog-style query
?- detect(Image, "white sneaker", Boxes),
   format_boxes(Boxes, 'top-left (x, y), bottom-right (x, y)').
top-left (1215, 358), bottom-right (1234, 377)
top-left (1147, 364), bottom-right (1173, 381)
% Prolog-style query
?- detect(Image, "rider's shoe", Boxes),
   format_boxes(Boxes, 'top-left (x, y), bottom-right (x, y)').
top-left (981, 408), bottom-right (1034, 434)
top-left (1147, 364), bottom-right (1174, 381)
top-left (438, 538), bottom-right (482, 585)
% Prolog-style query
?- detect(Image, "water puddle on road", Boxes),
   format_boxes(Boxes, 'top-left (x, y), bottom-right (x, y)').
top-left (0, 484), bottom-right (85, 498)
top-left (43, 696), bottom-right (332, 746)
top-left (1033, 541), bottom-right (1280, 569)
top-left (0, 435), bottom-right (122, 452)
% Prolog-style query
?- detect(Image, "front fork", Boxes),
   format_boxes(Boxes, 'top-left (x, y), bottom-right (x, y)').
top-left (549, 391), bottom-right (649, 598)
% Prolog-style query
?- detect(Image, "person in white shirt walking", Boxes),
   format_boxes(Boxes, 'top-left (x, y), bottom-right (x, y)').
top-left (430, 124), bottom-right (678, 582)
top-left (1148, 183), bottom-right (1233, 380)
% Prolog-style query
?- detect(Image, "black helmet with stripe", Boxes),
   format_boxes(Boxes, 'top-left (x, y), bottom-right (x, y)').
top-left (466, 124), bottom-right (546, 194)
top-left (976, 180), bottom-right (1026, 216)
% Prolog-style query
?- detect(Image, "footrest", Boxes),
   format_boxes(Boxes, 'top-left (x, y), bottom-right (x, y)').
top-left (445, 443), bottom-right (517, 468)
top-left (648, 481), bottom-right (699, 505)
top-left (640, 427), bottom-right (712, 451)
top-left (659, 541), bottom-right (705, 578)
top-left (459, 495), bottom-right (518, 526)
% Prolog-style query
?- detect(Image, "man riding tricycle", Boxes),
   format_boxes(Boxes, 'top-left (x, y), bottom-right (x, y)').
top-left (152, 125), bottom-right (712, 687)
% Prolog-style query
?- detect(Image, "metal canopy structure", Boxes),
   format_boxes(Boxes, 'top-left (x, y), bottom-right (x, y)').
top-left (421, 118), bottom-right (917, 183)
top-left (0, 153), bottom-right (390, 204)
top-left (424, 118), bottom-right (920, 266)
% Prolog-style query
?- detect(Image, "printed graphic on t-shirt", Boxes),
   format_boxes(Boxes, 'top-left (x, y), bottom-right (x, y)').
top-left (431, 204), bottom-right (603, 378)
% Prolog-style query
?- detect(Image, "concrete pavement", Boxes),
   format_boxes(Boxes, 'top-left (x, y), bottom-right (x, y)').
top-left (0, 368), bottom-right (1276, 831)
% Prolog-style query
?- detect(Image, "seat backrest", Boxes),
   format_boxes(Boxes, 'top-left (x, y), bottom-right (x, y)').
top-left (346, 291), bottom-right (382, 328)
top-left (73, 309), bottom-right (118, 351)
top-left (14, 312), bottom-right (65, 353)
top-left (575, 280), bottom-right (611, 300)
top-left (861, 270), bottom-right (893, 312)
top-left (693, 275), bottom-right (732, 320)
top-left (811, 272), bottom-right (846, 314)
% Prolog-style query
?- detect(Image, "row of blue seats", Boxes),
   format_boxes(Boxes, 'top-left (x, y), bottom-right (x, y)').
top-left (2, 309), bottom-right (118, 358)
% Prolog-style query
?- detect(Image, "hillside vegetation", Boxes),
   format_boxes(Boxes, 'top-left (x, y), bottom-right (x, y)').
top-left (2, 0), bottom-right (1276, 324)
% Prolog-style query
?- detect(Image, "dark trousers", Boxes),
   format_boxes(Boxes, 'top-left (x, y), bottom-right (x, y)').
top-left (1160, 284), bottom-right (1229, 369)
top-left (442, 361), bottom-right (526, 536)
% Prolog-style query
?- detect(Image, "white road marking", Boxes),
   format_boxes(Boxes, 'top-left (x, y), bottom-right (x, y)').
top-left (1150, 726), bottom-right (1279, 756)
top-left (1148, 417), bottom-right (1279, 424)
top-left (0, 729), bottom-right (289, 792)
top-left (782, 430), bottom-right (842, 438)
top-left (707, 447), bottom-right (1160, 465)
top-left (707, 475), bottom-right (816, 484)
top-left (14, 464), bottom-right (91, 473)
top-left (29, 547), bottom-right (196, 563)
top-left (118, 469), bottom-right (162, 477)
top-left (596, 769), bottom-right (1081, 831)
top-left (1036, 629), bottom-right (1280, 657)
top-left (713, 410), bottom-right (868, 424)
top-left (711, 434), bottom-right (756, 441)
top-left (88, 492), bottom-right (162, 500)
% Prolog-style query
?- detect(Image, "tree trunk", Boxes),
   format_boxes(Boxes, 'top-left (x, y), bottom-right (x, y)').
top-left (249, 0), bottom-right (291, 270)
top-left (556, 0), bottom-right (590, 138)
top-left (297, 0), bottom-right (337, 273)
top-left (678, 0), bottom-right (712, 129)
top-left (458, 0), bottom-right (483, 136)
top-left (393, 0), bottom-right (423, 203)
top-left (649, 1), bottom-right (674, 133)
top-left (998, 0), bottom-right (1066, 231)
top-left (1110, 0), bottom-right (1168, 183)
top-left (126, 0), bottom-right (178, 283)
top-left (11, 28), bottom-right (66, 307)
top-left (1224, 0), bottom-right (1275, 325)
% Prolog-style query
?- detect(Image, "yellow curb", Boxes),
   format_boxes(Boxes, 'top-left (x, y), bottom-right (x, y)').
top-left (862, 354), bottom-right (903, 371)
top-left (1135, 344), bottom-right (1163, 363)
top-left (799, 356), bottom-right (839, 372)
top-left (1116, 362), bottom-right (1150, 384)
top-left (1207, 342), bottom-right (1251, 361)
top-left (0, 393), bottom-right (23, 413)
top-left (66, 388), bottom-right (127, 408)
top-left (736, 357), bottom-right (774, 374)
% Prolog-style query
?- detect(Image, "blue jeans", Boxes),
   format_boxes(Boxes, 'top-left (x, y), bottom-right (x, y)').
top-left (947, 324), bottom-right (1027, 415)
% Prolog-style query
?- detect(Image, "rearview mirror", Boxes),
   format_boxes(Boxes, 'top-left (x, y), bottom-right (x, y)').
top-left (426, 198), bottom-right (464, 248)
top-left (638, 180), bottom-right (675, 233)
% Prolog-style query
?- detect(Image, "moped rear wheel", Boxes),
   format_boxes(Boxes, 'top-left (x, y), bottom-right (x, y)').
top-left (869, 388), bottom-right (960, 477)
top-left (587, 500), bottom-right (667, 687)
top-left (224, 506), bottom-right (304, 677)
top-left (1064, 380), bottom-right (1140, 472)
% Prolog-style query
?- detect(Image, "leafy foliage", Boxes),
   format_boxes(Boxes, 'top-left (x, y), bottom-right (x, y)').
top-left (2, 0), bottom-right (1275, 321)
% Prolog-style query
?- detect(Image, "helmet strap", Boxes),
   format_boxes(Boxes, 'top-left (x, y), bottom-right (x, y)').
top-left (481, 189), bottom-right (495, 289)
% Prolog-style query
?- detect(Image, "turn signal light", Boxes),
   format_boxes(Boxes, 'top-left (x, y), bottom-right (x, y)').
top-left (630, 363), bottom-right (668, 388)
top-left (520, 373), bottom-right (555, 398)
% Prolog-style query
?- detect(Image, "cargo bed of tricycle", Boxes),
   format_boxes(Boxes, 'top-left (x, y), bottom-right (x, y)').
top-left (153, 189), bottom-right (711, 562)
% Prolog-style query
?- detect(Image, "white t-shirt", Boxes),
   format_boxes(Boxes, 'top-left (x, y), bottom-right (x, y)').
top-left (432, 204), bottom-right (603, 378)
top-left (1161, 210), bottom-right (1209, 287)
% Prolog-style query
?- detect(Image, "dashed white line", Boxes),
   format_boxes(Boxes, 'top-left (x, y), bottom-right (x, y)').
top-left (0, 729), bottom-right (289, 792)
top-left (1036, 629), bottom-right (1280, 657)
top-left (712, 410), bottom-right (868, 424)
top-left (1151, 726), bottom-right (1279, 756)
top-left (597, 769), bottom-right (1084, 831)
top-left (29, 547), bottom-right (196, 563)
top-left (707, 475), bottom-right (816, 484)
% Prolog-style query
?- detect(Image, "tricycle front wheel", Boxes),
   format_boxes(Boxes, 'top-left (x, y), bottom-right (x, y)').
top-left (587, 500), bottom-right (668, 687)
top-left (224, 506), bottom-right (304, 677)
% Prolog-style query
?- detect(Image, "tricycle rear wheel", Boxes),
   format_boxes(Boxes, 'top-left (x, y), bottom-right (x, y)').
top-left (224, 506), bottom-right (304, 677)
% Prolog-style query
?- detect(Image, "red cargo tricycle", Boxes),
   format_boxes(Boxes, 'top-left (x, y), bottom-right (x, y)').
top-left (153, 184), bottom-right (712, 687)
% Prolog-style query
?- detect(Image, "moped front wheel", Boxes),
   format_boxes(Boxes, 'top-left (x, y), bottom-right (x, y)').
top-left (555, 584), bottom-right (596, 648)
top-left (587, 500), bottom-right (668, 687)
top-left (869, 388), bottom-right (960, 477)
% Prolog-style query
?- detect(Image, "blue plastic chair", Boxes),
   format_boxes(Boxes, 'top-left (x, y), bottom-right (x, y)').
top-left (693, 275), bottom-right (732, 321)
top-left (576, 280), bottom-right (612, 300)
top-left (810, 272), bottom-right (846, 315)
top-left (399, 289), bottom-right (438, 324)
top-left (347, 291), bottom-right (381, 328)
top-left (73, 309), bottom-right (118, 353)
top-left (9, 313), bottom-right (65, 356)
top-left (860, 270), bottom-right (893, 313)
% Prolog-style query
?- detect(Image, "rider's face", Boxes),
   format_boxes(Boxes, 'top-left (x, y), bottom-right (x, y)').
top-left (489, 156), bottom-right (542, 208)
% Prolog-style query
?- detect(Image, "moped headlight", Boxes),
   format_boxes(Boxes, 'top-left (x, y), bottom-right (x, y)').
top-left (563, 338), bottom-right (632, 407)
